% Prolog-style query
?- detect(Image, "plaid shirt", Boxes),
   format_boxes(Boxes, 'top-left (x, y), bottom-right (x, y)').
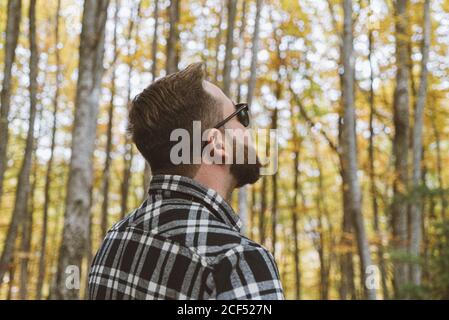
top-left (88, 174), bottom-right (284, 300)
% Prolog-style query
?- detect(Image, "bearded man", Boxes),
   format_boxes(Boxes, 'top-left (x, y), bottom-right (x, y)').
top-left (88, 63), bottom-right (284, 300)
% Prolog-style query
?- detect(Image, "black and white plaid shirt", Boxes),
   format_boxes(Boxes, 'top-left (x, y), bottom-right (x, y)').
top-left (88, 174), bottom-right (284, 300)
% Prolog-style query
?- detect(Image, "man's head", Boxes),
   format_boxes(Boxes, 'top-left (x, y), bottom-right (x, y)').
top-left (128, 62), bottom-right (261, 190)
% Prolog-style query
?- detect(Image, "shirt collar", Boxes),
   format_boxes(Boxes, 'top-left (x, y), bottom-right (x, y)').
top-left (148, 174), bottom-right (242, 233)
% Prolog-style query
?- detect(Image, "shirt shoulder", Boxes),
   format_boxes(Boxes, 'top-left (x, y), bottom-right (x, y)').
top-left (206, 242), bottom-right (284, 300)
top-left (152, 200), bottom-right (250, 259)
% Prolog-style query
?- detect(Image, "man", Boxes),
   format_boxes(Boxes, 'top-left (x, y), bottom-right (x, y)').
top-left (88, 63), bottom-right (284, 300)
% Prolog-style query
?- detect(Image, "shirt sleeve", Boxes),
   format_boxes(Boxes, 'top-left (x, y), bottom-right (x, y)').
top-left (210, 244), bottom-right (285, 300)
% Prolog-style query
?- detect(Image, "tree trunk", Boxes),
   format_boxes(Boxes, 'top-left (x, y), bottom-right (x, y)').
top-left (20, 139), bottom-right (38, 299)
top-left (236, 0), bottom-right (258, 236)
top-left (367, 6), bottom-right (389, 299)
top-left (213, 2), bottom-right (225, 83)
top-left (0, 0), bottom-right (22, 206)
top-left (151, 0), bottom-right (159, 80)
top-left (431, 110), bottom-right (446, 220)
top-left (409, 0), bottom-right (430, 287)
top-left (121, 144), bottom-right (133, 219)
top-left (36, 0), bottom-right (61, 299)
top-left (270, 108), bottom-right (278, 257)
top-left (120, 0), bottom-right (141, 219)
top-left (47, 174), bottom-right (65, 299)
top-left (143, 0), bottom-right (159, 195)
top-left (270, 78), bottom-right (281, 257)
top-left (291, 145), bottom-right (301, 300)
top-left (222, 0), bottom-right (237, 95)
top-left (391, 0), bottom-right (410, 297)
top-left (52, 0), bottom-right (109, 299)
top-left (269, 31), bottom-right (283, 258)
top-left (259, 177), bottom-right (267, 245)
top-left (247, 0), bottom-right (262, 109)
top-left (0, 0), bottom-right (38, 287)
top-left (6, 259), bottom-right (15, 299)
top-left (100, 0), bottom-right (120, 238)
top-left (234, 0), bottom-right (247, 102)
top-left (19, 95), bottom-right (43, 299)
top-left (249, 186), bottom-right (256, 240)
top-left (235, 0), bottom-right (248, 235)
top-left (314, 142), bottom-right (331, 300)
top-left (166, 0), bottom-right (180, 74)
top-left (339, 183), bottom-right (356, 300)
top-left (340, 0), bottom-right (375, 300)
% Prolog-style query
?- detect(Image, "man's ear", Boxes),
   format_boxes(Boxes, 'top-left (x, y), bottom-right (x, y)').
top-left (202, 128), bottom-right (227, 164)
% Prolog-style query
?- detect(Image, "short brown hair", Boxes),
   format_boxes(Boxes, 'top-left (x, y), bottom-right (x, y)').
top-left (128, 63), bottom-right (221, 177)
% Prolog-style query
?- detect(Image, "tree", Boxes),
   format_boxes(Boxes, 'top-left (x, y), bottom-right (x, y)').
top-left (235, 0), bottom-right (248, 234)
top-left (391, 0), bottom-right (410, 296)
top-left (100, 0), bottom-right (120, 238)
top-left (52, 0), bottom-right (110, 299)
top-left (222, 0), bottom-right (237, 96)
top-left (0, 0), bottom-right (22, 207)
top-left (120, 0), bottom-right (142, 219)
top-left (143, 0), bottom-right (159, 193)
top-left (312, 138), bottom-right (332, 300)
top-left (239, 0), bottom-right (262, 236)
top-left (290, 103), bottom-right (301, 300)
top-left (36, 0), bottom-right (61, 300)
top-left (270, 28), bottom-right (284, 257)
top-left (340, 0), bottom-right (375, 300)
top-left (367, 0), bottom-right (389, 299)
top-left (0, 0), bottom-right (38, 290)
top-left (166, 0), bottom-right (180, 74)
top-left (410, 0), bottom-right (431, 287)
top-left (247, 0), bottom-right (262, 109)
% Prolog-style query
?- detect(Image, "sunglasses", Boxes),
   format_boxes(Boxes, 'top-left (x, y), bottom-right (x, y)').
top-left (213, 103), bottom-right (250, 129)
top-left (201, 103), bottom-right (250, 152)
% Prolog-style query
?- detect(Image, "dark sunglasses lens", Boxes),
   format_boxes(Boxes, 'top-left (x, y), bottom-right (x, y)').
top-left (237, 107), bottom-right (250, 127)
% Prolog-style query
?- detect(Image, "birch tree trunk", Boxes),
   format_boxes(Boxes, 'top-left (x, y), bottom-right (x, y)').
top-left (391, 0), bottom-right (410, 296)
top-left (410, 0), bottom-right (431, 286)
top-left (52, 0), bottom-right (109, 299)
top-left (340, 0), bottom-right (375, 300)
top-left (0, 0), bottom-right (38, 287)
top-left (0, 0), bottom-right (22, 206)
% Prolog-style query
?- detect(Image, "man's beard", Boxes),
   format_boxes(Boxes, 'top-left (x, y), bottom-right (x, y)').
top-left (230, 138), bottom-right (262, 188)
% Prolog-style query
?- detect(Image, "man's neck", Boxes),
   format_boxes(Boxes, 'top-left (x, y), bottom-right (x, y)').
top-left (194, 168), bottom-right (235, 203)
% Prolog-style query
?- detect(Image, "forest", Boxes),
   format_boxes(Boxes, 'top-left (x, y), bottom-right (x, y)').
top-left (0, 0), bottom-right (449, 300)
